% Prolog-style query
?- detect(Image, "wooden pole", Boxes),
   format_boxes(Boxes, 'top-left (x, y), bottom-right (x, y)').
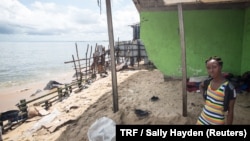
top-left (178, 3), bottom-right (187, 117)
top-left (75, 43), bottom-right (82, 82)
top-left (106, 0), bottom-right (118, 113)
top-left (117, 37), bottom-right (120, 64)
top-left (94, 44), bottom-right (98, 74)
top-left (137, 40), bottom-right (140, 67)
top-left (86, 44), bottom-right (89, 80)
top-left (108, 45), bottom-right (110, 68)
top-left (72, 55), bottom-right (78, 80)
top-left (76, 44), bottom-right (82, 88)
top-left (89, 45), bottom-right (93, 78)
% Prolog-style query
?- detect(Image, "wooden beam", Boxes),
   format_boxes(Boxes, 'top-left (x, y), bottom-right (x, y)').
top-left (178, 3), bottom-right (187, 117)
top-left (133, 0), bottom-right (142, 12)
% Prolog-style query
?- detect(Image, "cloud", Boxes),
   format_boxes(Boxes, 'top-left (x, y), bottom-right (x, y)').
top-left (0, 0), bottom-right (139, 41)
top-left (0, 22), bottom-right (16, 34)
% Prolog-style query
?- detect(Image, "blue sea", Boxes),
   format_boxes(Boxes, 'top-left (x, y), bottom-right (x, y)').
top-left (0, 41), bottom-right (109, 89)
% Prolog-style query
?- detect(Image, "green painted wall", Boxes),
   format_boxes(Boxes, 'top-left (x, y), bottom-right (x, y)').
top-left (140, 9), bottom-right (246, 77)
top-left (242, 8), bottom-right (250, 75)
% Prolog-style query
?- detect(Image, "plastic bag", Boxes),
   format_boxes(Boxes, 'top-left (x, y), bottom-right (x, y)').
top-left (0, 126), bottom-right (2, 141)
top-left (87, 117), bottom-right (116, 141)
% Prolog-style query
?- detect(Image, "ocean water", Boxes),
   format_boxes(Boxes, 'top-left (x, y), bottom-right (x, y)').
top-left (0, 41), bottom-right (109, 89)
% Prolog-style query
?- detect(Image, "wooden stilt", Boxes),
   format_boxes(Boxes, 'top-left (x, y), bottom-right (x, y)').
top-left (57, 88), bottom-right (63, 102)
top-left (72, 55), bottom-right (78, 80)
top-left (89, 45), bottom-right (93, 79)
top-left (85, 44), bottom-right (89, 80)
top-left (75, 43), bottom-right (82, 87)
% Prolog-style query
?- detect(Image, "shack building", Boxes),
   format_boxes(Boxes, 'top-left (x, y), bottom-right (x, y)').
top-left (132, 0), bottom-right (250, 78)
top-left (113, 23), bottom-right (150, 67)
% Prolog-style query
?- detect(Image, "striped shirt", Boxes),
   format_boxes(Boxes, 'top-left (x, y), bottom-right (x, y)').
top-left (196, 81), bottom-right (228, 125)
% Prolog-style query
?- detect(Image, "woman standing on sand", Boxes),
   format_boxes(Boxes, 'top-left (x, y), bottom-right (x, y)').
top-left (197, 56), bottom-right (237, 125)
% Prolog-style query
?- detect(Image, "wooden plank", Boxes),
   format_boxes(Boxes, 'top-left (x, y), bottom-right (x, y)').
top-left (35, 106), bottom-right (50, 116)
top-left (64, 58), bottom-right (89, 64)
top-left (45, 117), bottom-right (76, 133)
top-left (74, 87), bottom-right (83, 93)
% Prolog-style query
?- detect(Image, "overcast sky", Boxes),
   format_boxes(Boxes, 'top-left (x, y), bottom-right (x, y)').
top-left (0, 0), bottom-right (140, 42)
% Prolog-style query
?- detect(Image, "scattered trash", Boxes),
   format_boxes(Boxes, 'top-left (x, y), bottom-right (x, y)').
top-left (0, 110), bottom-right (27, 133)
top-left (64, 105), bottom-right (79, 113)
top-left (18, 88), bottom-right (29, 92)
top-left (29, 108), bottom-right (60, 133)
top-left (191, 103), bottom-right (196, 107)
top-left (43, 80), bottom-right (63, 90)
top-left (27, 106), bottom-right (40, 118)
top-left (134, 109), bottom-right (150, 119)
top-left (30, 89), bottom-right (42, 97)
top-left (150, 96), bottom-right (159, 102)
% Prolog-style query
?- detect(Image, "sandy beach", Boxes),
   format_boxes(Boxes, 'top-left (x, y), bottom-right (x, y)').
top-left (0, 71), bottom-right (74, 113)
top-left (1, 67), bottom-right (250, 141)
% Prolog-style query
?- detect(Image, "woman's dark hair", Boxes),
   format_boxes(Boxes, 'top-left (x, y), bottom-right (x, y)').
top-left (205, 56), bottom-right (223, 66)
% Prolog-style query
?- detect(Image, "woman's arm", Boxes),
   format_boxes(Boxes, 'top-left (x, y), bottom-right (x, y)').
top-left (199, 81), bottom-right (205, 100)
top-left (226, 99), bottom-right (236, 125)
